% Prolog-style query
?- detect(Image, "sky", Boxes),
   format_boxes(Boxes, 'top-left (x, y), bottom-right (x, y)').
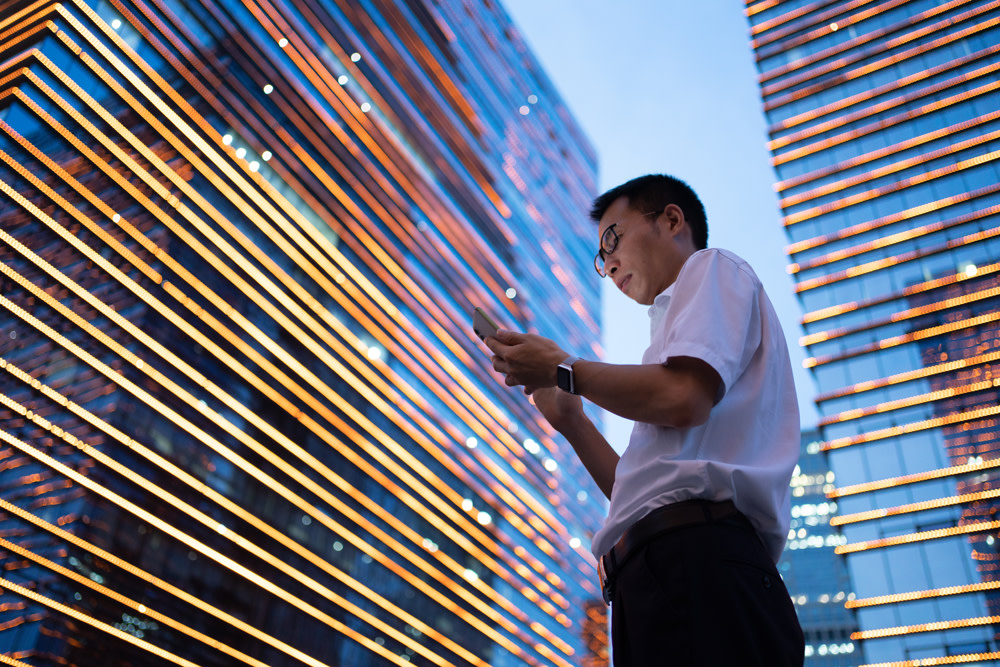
top-left (500, 0), bottom-right (821, 450)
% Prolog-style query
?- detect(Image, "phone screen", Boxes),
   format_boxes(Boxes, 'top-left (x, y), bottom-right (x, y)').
top-left (472, 307), bottom-right (500, 341)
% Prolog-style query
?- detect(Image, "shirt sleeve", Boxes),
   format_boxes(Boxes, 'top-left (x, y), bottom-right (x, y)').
top-left (654, 250), bottom-right (762, 400)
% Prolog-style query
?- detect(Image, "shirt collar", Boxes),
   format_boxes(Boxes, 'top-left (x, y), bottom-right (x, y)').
top-left (647, 283), bottom-right (676, 330)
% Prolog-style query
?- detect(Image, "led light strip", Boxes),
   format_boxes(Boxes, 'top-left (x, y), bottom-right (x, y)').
top-left (827, 455), bottom-right (1000, 499)
top-left (819, 378), bottom-right (1000, 427)
top-left (853, 614), bottom-right (1000, 640)
top-left (0, 537), bottom-right (273, 667)
top-left (801, 284), bottom-right (1000, 347)
top-left (0, 273), bottom-right (564, 660)
top-left (780, 124), bottom-right (1000, 210)
top-left (823, 403), bottom-right (1000, 450)
top-left (769, 49), bottom-right (1000, 147)
top-left (847, 579), bottom-right (1000, 608)
top-left (0, 577), bottom-right (202, 667)
top-left (760, 0), bottom-right (995, 96)
top-left (860, 651), bottom-right (1000, 667)
top-left (831, 487), bottom-right (1000, 526)
top-left (814, 350), bottom-right (1000, 403)
top-left (0, 382), bottom-right (509, 665)
top-left (800, 260), bottom-right (1000, 326)
top-left (804, 310), bottom-right (1000, 368)
top-left (795, 220), bottom-right (1000, 294)
top-left (777, 107), bottom-right (1000, 193)
top-left (784, 149), bottom-right (1000, 227)
top-left (0, 427), bottom-right (471, 667)
top-left (835, 519), bottom-right (1000, 554)
top-left (757, 0), bottom-right (971, 79)
top-left (3, 47), bottom-right (576, 551)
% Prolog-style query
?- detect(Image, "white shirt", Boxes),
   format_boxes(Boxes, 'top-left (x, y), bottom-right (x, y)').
top-left (591, 248), bottom-right (799, 563)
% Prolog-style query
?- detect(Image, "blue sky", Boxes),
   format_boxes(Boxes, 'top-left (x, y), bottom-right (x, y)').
top-left (501, 0), bottom-right (821, 448)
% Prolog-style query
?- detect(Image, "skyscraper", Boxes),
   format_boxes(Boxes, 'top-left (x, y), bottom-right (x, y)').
top-left (780, 429), bottom-right (859, 665)
top-left (747, 0), bottom-right (1000, 664)
top-left (0, 1), bottom-right (605, 665)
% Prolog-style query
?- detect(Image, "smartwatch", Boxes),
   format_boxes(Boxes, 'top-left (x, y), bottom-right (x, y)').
top-left (556, 355), bottom-right (582, 394)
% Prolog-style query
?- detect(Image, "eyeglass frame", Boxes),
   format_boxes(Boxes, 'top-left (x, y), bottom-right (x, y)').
top-left (593, 210), bottom-right (661, 277)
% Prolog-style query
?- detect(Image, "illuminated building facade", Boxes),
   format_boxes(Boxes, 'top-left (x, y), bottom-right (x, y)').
top-left (747, 0), bottom-right (1000, 664)
top-left (0, 0), bottom-right (606, 665)
top-left (779, 429), bottom-right (859, 665)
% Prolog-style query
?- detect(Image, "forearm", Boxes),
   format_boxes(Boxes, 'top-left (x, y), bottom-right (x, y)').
top-left (572, 360), bottom-right (714, 428)
top-left (553, 415), bottom-right (618, 500)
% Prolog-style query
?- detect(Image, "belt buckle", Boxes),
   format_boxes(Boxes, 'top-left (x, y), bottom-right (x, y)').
top-left (598, 554), bottom-right (612, 605)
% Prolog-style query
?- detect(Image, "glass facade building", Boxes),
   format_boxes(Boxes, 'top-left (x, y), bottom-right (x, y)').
top-left (0, 1), bottom-right (606, 665)
top-left (780, 429), bottom-right (859, 665)
top-left (747, 0), bottom-right (1000, 664)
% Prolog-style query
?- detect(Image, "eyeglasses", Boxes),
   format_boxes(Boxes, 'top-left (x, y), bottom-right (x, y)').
top-left (593, 211), bottom-right (659, 277)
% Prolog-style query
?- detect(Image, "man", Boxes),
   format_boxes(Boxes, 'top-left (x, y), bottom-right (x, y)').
top-left (485, 174), bottom-right (804, 665)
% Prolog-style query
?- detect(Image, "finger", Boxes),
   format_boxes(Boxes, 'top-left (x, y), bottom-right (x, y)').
top-left (494, 329), bottom-right (526, 344)
top-left (484, 337), bottom-right (514, 356)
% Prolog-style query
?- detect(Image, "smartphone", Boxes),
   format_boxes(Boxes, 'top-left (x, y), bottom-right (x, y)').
top-left (472, 306), bottom-right (501, 341)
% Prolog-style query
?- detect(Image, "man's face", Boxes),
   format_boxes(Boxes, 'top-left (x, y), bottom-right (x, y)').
top-left (596, 197), bottom-right (691, 306)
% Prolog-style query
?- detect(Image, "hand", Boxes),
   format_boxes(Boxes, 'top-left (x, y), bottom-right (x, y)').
top-left (485, 329), bottom-right (568, 392)
top-left (530, 386), bottom-right (586, 434)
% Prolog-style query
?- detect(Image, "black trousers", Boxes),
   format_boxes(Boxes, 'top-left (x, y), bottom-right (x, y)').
top-left (609, 515), bottom-right (804, 666)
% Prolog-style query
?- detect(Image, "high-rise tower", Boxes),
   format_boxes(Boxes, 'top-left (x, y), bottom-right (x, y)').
top-left (0, 1), bottom-right (605, 665)
top-left (747, 1), bottom-right (1000, 664)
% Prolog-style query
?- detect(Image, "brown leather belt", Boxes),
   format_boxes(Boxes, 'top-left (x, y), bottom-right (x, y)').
top-left (598, 499), bottom-right (741, 605)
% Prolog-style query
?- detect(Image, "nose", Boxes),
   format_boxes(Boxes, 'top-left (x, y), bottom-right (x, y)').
top-left (605, 257), bottom-right (620, 276)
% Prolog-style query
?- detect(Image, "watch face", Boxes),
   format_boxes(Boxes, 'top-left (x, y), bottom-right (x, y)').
top-left (557, 364), bottom-right (574, 394)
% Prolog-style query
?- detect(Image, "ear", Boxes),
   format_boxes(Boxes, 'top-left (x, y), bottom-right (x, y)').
top-left (663, 203), bottom-right (686, 235)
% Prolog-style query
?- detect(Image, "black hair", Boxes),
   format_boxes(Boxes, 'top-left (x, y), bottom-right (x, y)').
top-left (589, 174), bottom-right (708, 250)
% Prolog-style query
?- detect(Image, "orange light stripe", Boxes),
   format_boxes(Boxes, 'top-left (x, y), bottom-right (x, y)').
top-left (0, 83), bottom-right (576, 580)
top-left (760, 1), bottom-right (995, 97)
top-left (0, 257), bottom-right (569, 656)
top-left (827, 455), bottom-right (1000, 499)
top-left (0, 427), bottom-right (469, 667)
top-left (776, 107), bottom-right (1000, 193)
top-left (15, 40), bottom-right (577, 547)
top-left (757, 0), bottom-right (971, 80)
top-left (831, 488), bottom-right (1000, 526)
top-left (804, 310), bottom-right (1000, 369)
top-left (835, 519), bottom-right (1000, 554)
top-left (0, 537), bottom-right (273, 667)
top-left (819, 378), bottom-right (1000, 427)
top-left (854, 614), bottom-right (1000, 640)
top-left (769, 50), bottom-right (1000, 147)
top-left (784, 150), bottom-right (1000, 227)
top-left (795, 219), bottom-right (1000, 294)
top-left (846, 580), bottom-right (1000, 608)
top-left (0, 653), bottom-right (33, 667)
top-left (812, 350), bottom-right (1000, 405)
top-left (823, 403), bottom-right (1000, 451)
top-left (0, 578), bottom-right (202, 667)
top-left (0, 387), bottom-right (497, 667)
top-left (799, 261), bottom-right (1000, 326)
top-left (0, 157), bottom-right (576, 617)
top-left (801, 284), bottom-right (1000, 348)
top-left (780, 125), bottom-right (1000, 210)
top-left (860, 651), bottom-right (1000, 666)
